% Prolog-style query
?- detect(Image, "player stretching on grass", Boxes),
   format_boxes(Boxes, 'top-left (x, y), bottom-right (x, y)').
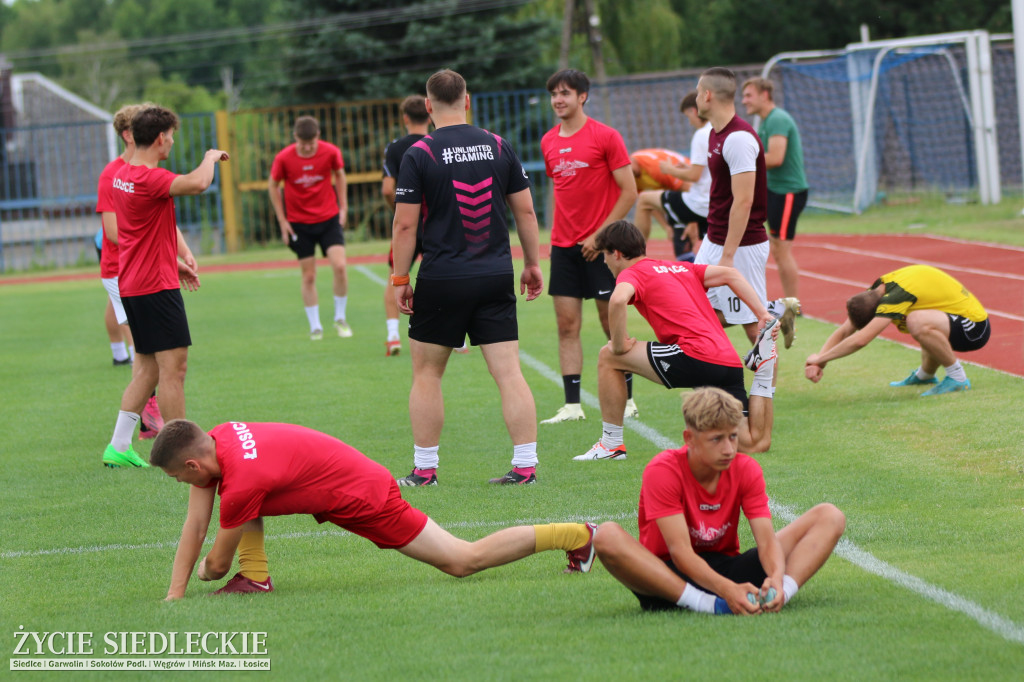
top-left (151, 419), bottom-right (597, 599)
top-left (574, 221), bottom-right (779, 460)
top-left (593, 387), bottom-right (845, 614)
top-left (805, 265), bottom-right (990, 395)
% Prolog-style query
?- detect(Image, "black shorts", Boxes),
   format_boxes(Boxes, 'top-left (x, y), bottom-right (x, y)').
top-left (409, 274), bottom-right (517, 347)
top-left (122, 289), bottom-right (191, 354)
top-left (660, 191), bottom-right (709, 237)
top-left (766, 189), bottom-right (808, 240)
top-left (647, 343), bottom-right (748, 411)
top-left (634, 548), bottom-right (766, 611)
top-left (289, 214), bottom-right (345, 259)
top-left (947, 315), bottom-right (990, 352)
top-left (549, 244), bottom-right (616, 300)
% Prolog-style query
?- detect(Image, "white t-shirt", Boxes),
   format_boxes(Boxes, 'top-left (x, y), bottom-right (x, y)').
top-left (682, 122), bottom-right (712, 217)
top-left (721, 129), bottom-right (761, 175)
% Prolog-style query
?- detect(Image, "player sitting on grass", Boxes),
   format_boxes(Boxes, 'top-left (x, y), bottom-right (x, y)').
top-left (151, 419), bottom-right (597, 599)
top-left (574, 220), bottom-right (779, 461)
top-left (804, 265), bottom-right (990, 396)
top-left (593, 387), bottom-right (845, 615)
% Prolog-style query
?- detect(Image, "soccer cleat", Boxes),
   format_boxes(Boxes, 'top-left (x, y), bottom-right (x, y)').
top-left (397, 469), bottom-right (438, 486)
top-left (334, 320), bottom-right (353, 338)
top-left (573, 441), bottom-right (627, 461)
top-left (453, 344), bottom-right (470, 354)
top-left (714, 597), bottom-right (734, 614)
top-left (139, 425), bottom-right (158, 441)
top-left (141, 396), bottom-right (164, 433)
top-left (890, 370), bottom-right (938, 387)
top-left (488, 469), bottom-right (537, 485)
top-left (102, 444), bottom-right (149, 468)
top-left (775, 297), bottom-right (801, 349)
top-left (211, 573), bottom-right (274, 595)
top-left (564, 522), bottom-right (597, 573)
top-left (310, 329), bottom-right (324, 341)
top-left (920, 376), bottom-right (971, 397)
top-left (540, 403), bottom-right (585, 424)
top-left (623, 398), bottom-right (639, 419)
top-left (743, 317), bottom-right (779, 371)
top-left (113, 357), bottom-right (132, 367)
top-left (386, 339), bottom-right (401, 356)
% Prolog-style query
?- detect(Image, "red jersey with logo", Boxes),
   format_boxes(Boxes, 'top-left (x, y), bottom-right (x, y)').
top-left (638, 447), bottom-right (770, 559)
top-left (617, 258), bottom-right (742, 367)
top-left (96, 157), bottom-right (126, 278)
top-left (270, 141), bottom-right (344, 224)
top-left (111, 164), bottom-right (179, 297)
top-left (542, 118), bottom-right (631, 247)
top-left (706, 115), bottom-right (768, 247)
top-left (207, 422), bottom-right (394, 530)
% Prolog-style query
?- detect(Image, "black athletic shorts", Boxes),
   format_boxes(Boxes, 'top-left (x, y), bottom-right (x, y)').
top-left (766, 189), bottom-right (808, 240)
top-left (947, 315), bottom-right (991, 352)
top-left (634, 548), bottom-right (767, 611)
top-left (122, 289), bottom-right (191, 354)
top-left (288, 214), bottom-right (345, 259)
top-left (647, 343), bottom-right (748, 411)
top-left (660, 191), bottom-right (709, 237)
top-left (409, 273), bottom-right (517, 348)
top-left (549, 244), bottom-right (616, 300)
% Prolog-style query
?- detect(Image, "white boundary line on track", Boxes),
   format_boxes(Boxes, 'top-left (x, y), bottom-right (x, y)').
top-left (805, 242), bottom-right (1024, 283)
top-left (6, 265), bottom-right (1020, 646)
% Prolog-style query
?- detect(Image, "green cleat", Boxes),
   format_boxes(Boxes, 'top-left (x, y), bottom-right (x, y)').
top-left (103, 444), bottom-right (150, 468)
top-left (890, 370), bottom-right (938, 387)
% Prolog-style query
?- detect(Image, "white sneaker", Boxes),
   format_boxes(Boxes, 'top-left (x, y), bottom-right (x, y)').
top-left (743, 317), bottom-right (778, 371)
top-left (334, 320), bottom-right (353, 338)
top-left (540, 403), bottom-right (585, 424)
top-left (310, 329), bottom-right (324, 341)
top-left (623, 398), bottom-right (639, 419)
top-left (573, 441), bottom-right (627, 461)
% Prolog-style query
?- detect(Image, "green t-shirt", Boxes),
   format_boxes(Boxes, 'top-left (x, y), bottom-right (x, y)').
top-left (759, 107), bottom-right (808, 194)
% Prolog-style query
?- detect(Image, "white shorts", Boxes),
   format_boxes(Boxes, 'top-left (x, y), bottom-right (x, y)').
top-left (101, 277), bottom-right (128, 325)
top-left (694, 238), bottom-right (769, 325)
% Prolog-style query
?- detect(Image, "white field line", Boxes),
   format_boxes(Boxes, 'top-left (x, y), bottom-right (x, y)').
top-left (518, 350), bottom-right (1024, 645)
top-left (804, 240), bottom-right (1024, 283)
top-left (6, 267), bottom-right (1020, 646)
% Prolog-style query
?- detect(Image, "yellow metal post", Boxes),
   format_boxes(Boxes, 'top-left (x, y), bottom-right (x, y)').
top-left (215, 110), bottom-right (241, 252)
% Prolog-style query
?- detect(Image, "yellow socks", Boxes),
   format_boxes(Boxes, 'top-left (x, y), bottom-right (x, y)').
top-left (533, 523), bottom-right (591, 553)
top-left (237, 530), bottom-right (269, 582)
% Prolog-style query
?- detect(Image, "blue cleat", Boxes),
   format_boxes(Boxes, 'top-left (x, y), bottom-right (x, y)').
top-left (920, 376), bottom-right (971, 396)
top-left (890, 370), bottom-right (938, 387)
top-left (713, 597), bottom-right (733, 615)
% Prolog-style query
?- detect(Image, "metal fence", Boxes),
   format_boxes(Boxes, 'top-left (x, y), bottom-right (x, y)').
top-left (0, 113), bottom-right (221, 272)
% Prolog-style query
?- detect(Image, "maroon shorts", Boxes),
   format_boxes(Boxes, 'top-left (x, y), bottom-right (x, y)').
top-left (315, 479), bottom-right (428, 549)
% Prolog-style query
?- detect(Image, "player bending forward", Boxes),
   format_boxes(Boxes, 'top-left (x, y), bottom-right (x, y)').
top-left (151, 420), bottom-right (596, 599)
top-left (593, 387), bottom-right (845, 615)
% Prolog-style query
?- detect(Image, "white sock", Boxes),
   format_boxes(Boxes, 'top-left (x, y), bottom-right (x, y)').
top-left (111, 411), bottom-right (140, 452)
top-left (600, 422), bottom-right (624, 449)
top-left (413, 445), bottom-right (440, 470)
top-left (334, 296), bottom-right (348, 323)
top-left (753, 345), bottom-right (776, 388)
top-left (676, 583), bottom-right (718, 613)
top-left (128, 345), bottom-right (135, 362)
top-left (915, 366), bottom-right (935, 380)
top-left (783, 574), bottom-right (799, 604)
top-left (386, 318), bottom-right (400, 341)
top-left (111, 342), bottom-right (129, 362)
top-left (511, 442), bottom-right (538, 468)
top-left (944, 361), bottom-right (967, 383)
top-left (305, 305), bottom-right (321, 333)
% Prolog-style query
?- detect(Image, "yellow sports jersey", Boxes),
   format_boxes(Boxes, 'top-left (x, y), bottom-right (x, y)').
top-left (872, 265), bottom-right (987, 333)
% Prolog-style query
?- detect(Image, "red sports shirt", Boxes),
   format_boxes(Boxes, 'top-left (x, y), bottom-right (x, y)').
top-left (638, 448), bottom-right (770, 559)
top-left (111, 164), bottom-right (178, 297)
top-left (270, 141), bottom-right (344, 224)
top-left (541, 118), bottom-right (630, 247)
top-left (617, 259), bottom-right (742, 367)
top-left (207, 422), bottom-right (394, 530)
top-left (96, 157), bottom-right (126, 279)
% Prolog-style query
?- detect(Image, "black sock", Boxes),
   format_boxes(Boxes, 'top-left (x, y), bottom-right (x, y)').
top-left (563, 374), bottom-right (581, 404)
top-left (625, 373), bottom-right (634, 399)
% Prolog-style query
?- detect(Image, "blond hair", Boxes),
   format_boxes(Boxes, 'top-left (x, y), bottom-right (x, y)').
top-left (682, 387), bottom-right (743, 432)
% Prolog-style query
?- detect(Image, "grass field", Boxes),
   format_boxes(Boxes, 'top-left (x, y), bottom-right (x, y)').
top-left (2, 217), bottom-right (1023, 680)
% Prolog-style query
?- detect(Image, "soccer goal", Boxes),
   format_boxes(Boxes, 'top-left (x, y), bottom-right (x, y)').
top-left (761, 31), bottom-right (1004, 214)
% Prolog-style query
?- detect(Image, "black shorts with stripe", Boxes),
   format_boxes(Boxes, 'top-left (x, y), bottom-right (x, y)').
top-left (647, 342), bottom-right (748, 411)
top-left (766, 189), bottom-right (808, 240)
top-left (633, 548), bottom-right (767, 611)
top-left (947, 315), bottom-right (990, 352)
